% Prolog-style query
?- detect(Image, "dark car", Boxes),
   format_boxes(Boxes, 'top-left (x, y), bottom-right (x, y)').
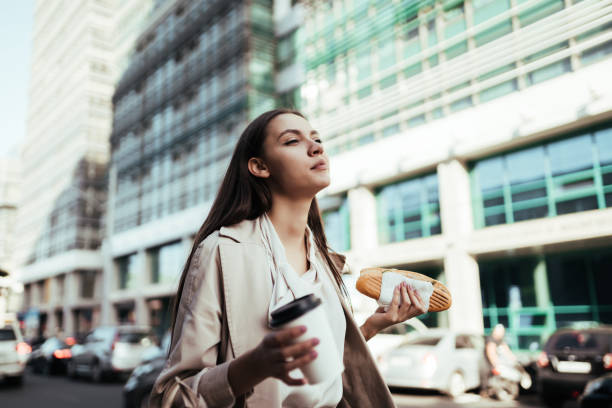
top-left (28, 337), bottom-right (73, 375)
top-left (538, 326), bottom-right (612, 407)
top-left (123, 332), bottom-right (170, 408)
top-left (68, 326), bottom-right (156, 382)
top-left (579, 373), bottom-right (612, 408)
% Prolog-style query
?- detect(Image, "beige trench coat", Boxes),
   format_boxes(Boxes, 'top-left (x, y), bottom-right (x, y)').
top-left (149, 218), bottom-right (396, 408)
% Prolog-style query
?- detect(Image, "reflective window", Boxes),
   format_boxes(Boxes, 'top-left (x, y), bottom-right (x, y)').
top-left (377, 173), bottom-right (441, 243)
top-left (472, 125), bottom-right (612, 228)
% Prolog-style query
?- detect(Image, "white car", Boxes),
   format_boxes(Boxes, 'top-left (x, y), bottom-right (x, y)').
top-left (378, 329), bottom-right (484, 397)
top-left (0, 317), bottom-right (31, 385)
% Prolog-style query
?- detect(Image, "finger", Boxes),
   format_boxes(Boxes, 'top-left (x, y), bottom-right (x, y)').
top-left (411, 286), bottom-right (427, 312)
top-left (284, 349), bottom-right (318, 372)
top-left (281, 338), bottom-right (319, 360)
top-left (389, 285), bottom-right (401, 311)
top-left (265, 326), bottom-right (306, 348)
top-left (406, 286), bottom-right (425, 313)
top-left (400, 283), bottom-right (411, 308)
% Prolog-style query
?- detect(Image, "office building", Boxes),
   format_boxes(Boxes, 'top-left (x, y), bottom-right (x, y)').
top-left (106, 0), bottom-right (276, 337)
top-left (16, 0), bottom-right (153, 338)
top-left (279, 0), bottom-right (612, 350)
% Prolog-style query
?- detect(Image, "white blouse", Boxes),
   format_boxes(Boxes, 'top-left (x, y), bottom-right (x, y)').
top-left (258, 214), bottom-right (346, 408)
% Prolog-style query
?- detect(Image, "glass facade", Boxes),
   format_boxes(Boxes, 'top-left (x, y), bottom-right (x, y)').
top-left (472, 124), bottom-right (612, 228)
top-left (376, 173), bottom-right (441, 244)
top-left (149, 241), bottom-right (184, 285)
top-left (297, 0), bottom-right (611, 155)
top-left (480, 250), bottom-right (612, 351)
top-left (117, 253), bottom-right (140, 290)
top-left (322, 196), bottom-right (350, 252)
top-left (111, 0), bottom-right (276, 234)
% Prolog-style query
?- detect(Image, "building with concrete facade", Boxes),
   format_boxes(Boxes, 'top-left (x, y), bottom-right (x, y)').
top-left (16, 0), bottom-right (154, 339)
top-left (105, 0), bottom-right (278, 338)
top-left (273, 0), bottom-right (612, 350)
top-left (0, 157), bottom-right (21, 319)
top-left (103, 0), bottom-right (612, 352)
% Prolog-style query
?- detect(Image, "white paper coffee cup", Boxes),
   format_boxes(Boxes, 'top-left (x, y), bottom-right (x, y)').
top-left (269, 294), bottom-right (344, 384)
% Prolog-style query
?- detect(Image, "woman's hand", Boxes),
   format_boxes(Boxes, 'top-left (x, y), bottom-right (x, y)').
top-left (228, 325), bottom-right (318, 396)
top-left (360, 282), bottom-right (428, 341)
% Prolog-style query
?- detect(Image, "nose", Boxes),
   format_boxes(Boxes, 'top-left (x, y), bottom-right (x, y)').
top-left (308, 139), bottom-right (324, 156)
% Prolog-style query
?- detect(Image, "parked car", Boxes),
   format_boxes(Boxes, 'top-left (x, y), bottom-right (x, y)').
top-left (68, 325), bottom-right (157, 382)
top-left (0, 316), bottom-right (31, 385)
top-left (124, 332), bottom-right (171, 408)
top-left (378, 329), bottom-right (484, 396)
top-left (579, 372), bottom-right (612, 408)
top-left (538, 326), bottom-right (612, 407)
top-left (28, 337), bottom-right (73, 375)
top-left (366, 317), bottom-right (428, 363)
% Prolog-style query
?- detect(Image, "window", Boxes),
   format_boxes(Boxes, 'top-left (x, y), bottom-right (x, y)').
top-left (377, 173), bottom-right (441, 244)
top-left (80, 270), bottom-right (96, 299)
top-left (472, 124), bottom-right (612, 228)
top-left (117, 253), bottom-right (139, 290)
top-left (322, 196), bottom-right (350, 252)
top-left (150, 241), bottom-right (184, 285)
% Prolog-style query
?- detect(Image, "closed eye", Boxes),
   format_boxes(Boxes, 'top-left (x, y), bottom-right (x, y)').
top-left (284, 139), bottom-right (298, 145)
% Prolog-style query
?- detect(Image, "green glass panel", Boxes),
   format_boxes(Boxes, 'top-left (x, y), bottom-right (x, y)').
top-left (473, 0), bottom-right (510, 25)
top-left (445, 41), bottom-right (468, 60)
top-left (581, 40), bottom-right (612, 66)
top-left (527, 59), bottom-right (571, 86)
top-left (517, 0), bottom-right (564, 27)
top-left (474, 20), bottom-right (512, 47)
top-left (380, 73), bottom-right (397, 89)
top-left (479, 79), bottom-right (518, 103)
top-left (357, 85), bottom-right (372, 99)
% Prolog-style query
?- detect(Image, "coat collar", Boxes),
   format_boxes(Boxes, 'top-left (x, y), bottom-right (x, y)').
top-left (219, 216), bottom-right (348, 274)
top-left (218, 218), bottom-right (263, 244)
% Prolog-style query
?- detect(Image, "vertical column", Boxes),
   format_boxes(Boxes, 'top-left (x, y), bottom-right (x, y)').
top-left (63, 272), bottom-right (77, 335)
top-left (101, 165), bottom-right (117, 326)
top-left (46, 277), bottom-right (59, 337)
top-left (438, 160), bottom-right (484, 333)
top-left (346, 187), bottom-right (380, 315)
top-left (134, 249), bottom-right (149, 326)
top-left (347, 186), bottom-right (378, 268)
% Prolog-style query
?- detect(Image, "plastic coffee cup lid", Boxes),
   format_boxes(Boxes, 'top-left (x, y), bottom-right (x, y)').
top-left (269, 294), bottom-right (321, 328)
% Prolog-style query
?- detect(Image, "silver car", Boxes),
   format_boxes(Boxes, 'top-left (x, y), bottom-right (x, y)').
top-left (0, 317), bottom-right (30, 385)
top-left (68, 325), bottom-right (157, 382)
top-left (378, 329), bottom-right (484, 397)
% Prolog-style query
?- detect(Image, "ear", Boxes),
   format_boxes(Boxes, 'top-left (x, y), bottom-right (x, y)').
top-left (248, 157), bottom-right (270, 178)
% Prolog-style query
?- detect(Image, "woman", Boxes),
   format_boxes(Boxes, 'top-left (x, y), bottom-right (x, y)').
top-left (150, 108), bottom-right (427, 407)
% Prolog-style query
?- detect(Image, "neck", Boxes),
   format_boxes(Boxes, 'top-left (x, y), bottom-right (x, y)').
top-left (267, 194), bottom-right (312, 250)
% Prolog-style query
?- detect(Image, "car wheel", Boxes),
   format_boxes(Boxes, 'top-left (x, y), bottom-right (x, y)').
top-left (67, 360), bottom-right (77, 378)
top-left (91, 362), bottom-right (103, 383)
top-left (447, 371), bottom-right (466, 397)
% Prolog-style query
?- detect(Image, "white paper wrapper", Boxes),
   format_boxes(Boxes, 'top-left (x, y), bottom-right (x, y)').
top-left (377, 271), bottom-right (433, 311)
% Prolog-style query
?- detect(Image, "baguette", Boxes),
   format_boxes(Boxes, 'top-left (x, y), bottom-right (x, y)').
top-left (356, 267), bottom-right (452, 312)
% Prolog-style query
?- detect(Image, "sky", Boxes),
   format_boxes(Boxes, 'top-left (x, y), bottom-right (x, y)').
top-left (0, 0), bottom-right (35, 158)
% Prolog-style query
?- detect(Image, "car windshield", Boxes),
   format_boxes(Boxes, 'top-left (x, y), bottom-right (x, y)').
top-left (400, 335), bottom-right (442, 347)
top-left (118, 331), bottom-right (150, 344)
top-left (0, 328), bottom-right (17, 341)
top-left (552, 332), bottom-right (609, 351)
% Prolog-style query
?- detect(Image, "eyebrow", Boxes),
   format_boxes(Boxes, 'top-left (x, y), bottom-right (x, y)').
top-left (277, 129), bottom-right (320, 140)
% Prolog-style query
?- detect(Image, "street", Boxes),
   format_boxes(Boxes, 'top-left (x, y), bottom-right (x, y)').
top-left (0, 370), bottom-right (581, 408)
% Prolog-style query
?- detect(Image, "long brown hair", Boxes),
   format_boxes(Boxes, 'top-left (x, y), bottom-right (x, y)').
top-left (170, 108), bottom-right (348, 344)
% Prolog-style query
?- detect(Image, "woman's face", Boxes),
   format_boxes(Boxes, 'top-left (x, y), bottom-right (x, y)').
top-left (251, 113), bottom-right (330, 198)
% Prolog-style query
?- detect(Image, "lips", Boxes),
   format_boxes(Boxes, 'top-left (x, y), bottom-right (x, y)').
top-left (311, 159), bottom-right (328, 170)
